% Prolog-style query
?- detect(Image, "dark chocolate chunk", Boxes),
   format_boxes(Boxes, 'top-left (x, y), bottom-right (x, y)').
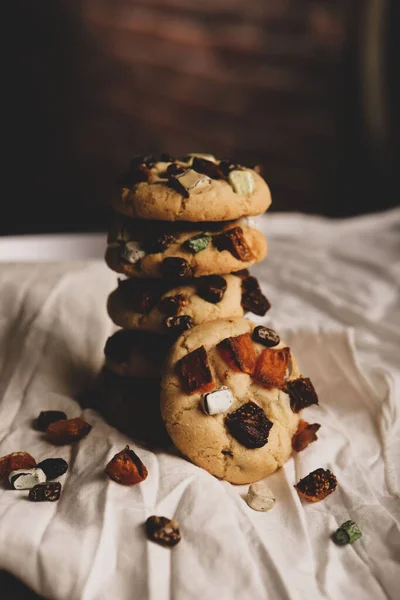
top-left (29, 481), bottom-right (62, 502)
top-left (252, 326), bottom-right (280, 347)
top-left (146, 516), bottom-right (181, 547)
top-left (295, 468), bottom-right (337, 502)
top-left (241, 275), bottom-right (261, 292)
top-left (218, 159), bottom-right (238, 176)
top-left (143, 233), bottom-right (176, 254)
top-left (284, 377), bottom-right (319, 413)
top-left (197, 275), bottom-right (227, 303)
top-left (37, 458), bottom-right (69, 480)
top-left (165, 315), bottom-right (193, 334)
top-left (161, 257), bottom-right (193, 279)
top-left (191, 157), bottom-right (224, 179)
top-left (166, 163), bottom-right (186, 176)
top-left (35, 411), bottom-right (67, 432)
top-left (159, 294), bottom-right (188, 316)
top-left (177, 346), bottom-right (214, 394)
top-left (213, 227), bottom-right (254, 261)
top-left (241, 288), bottom-right (271, 316)
top-left (232, 269), bottom-right (250, 280)
top-left (225, 401), bottom-right (272, 449)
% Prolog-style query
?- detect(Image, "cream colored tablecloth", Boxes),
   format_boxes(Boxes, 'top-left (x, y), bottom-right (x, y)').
top-left (0, 209), bottom-right (399, 599)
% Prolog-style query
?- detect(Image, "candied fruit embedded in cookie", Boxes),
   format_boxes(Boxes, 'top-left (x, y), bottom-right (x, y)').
top-left (177, 346), bottom-right (215, 394)
top-left (292, 420), bottom-right (321, 452)
top-left (105, 445), bottom-right (148, 485)
top-left (225, 401), bottom-right (273, 449)
top-left (197, 275), bottom-right (227, 304)
top-left (284, 377), bottom-right (319, 413)
top-left (159, 294), bottom-right (188, 316)
top-left (295, 468), bottom-right (337, 502)
top-left (213, 227), bottom-right (254, 261)
top-left (165, 315), bottom-right (194, 335)
top-left (217, 333), bottom-right (256, 375)
top-left (161, 257), bottom-right (193, 279)
top-left (241, 285), bottom-right (271, 316)
top-left (253, 347), bottom-right (291, 389)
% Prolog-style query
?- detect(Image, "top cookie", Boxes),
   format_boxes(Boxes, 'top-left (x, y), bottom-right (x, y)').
top-left (112, 154), bottom-right (272, 222)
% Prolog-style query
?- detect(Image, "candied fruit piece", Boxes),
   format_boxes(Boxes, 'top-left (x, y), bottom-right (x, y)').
top-left (47, 417), bottom-right (92, 445)
top-left (198, 275), bottom-right (227, 304)
top-left (146, 516), bottom-right (181, 547)
top-left (213, 227), bottom-right (254, 261)
top-left (292, 420), bottom-right (321, 452)
top-left (217, 333), bottom-right (256, 375)
top-left (177, 346), bottom-right (215, 394)
top-left (225, 402), bottom-right (272, 449)
top-left (192, 157), bottom-right (224, 179)
top-left (295, 468), bottom-right (337, 502)
top-left (158, 294), bottom-right (188, 316)
top-left (161, 257), bottom-right (193, 279)
top-left (253, 347), bottom-right (291, 389)
top-left (35, 411), bottom-right (67, 432)
top-left (284, 377), bottom-right (319, 412)
top-left (0, 452), bottom-right (37, 480)
top-left (105, 445), bottom-right (148, 485)
top-left (29, 481), bottom-right (62, 502)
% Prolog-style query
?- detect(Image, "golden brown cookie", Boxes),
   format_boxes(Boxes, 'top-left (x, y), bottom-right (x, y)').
top-left (160, 318), bottom-right (319, 484)
top-left (112, 155), bottom-right (271, 222)
top-left (107, 274), bottom-right (250, 335)
top-left (105, 219), bottom-right (267, 279)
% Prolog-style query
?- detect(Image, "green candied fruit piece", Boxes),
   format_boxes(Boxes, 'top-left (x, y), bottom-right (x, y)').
top-left (184, 233), bottom-right (211, 254)
top-left (332, 520), bottom-right (362, 545)
top-left (228, 170), bottom-right (255, 195)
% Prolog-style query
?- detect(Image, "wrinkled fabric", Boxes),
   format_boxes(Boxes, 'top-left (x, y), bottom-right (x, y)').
top-left (0, 209), bottom-right (399, 600)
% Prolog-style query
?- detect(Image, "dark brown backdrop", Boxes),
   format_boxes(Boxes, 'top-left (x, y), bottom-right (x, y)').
top-left (4, 0), bottom-right (398, 235)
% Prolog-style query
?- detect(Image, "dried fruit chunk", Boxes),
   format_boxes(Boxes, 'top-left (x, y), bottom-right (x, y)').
top-left (217, 333), bottom-right (256, 375)
top-left (213, 227), bottom-right (254, 261)
top-left (254, 347), bottom-right (291, 389)
top-left (332, 521), bottom-right (362, 545)
top-left (158, 294), bottom-right (188, 316)
top-left (144, 233), bottom-right (175, 254)
top-left (47, 417), bottom-right (92, 445)
top-left (167, 173), bottom-right (190, 198)
top-left (29, 481), bottom-right (62, 502)
top-left (165, 315), bottom-right (194, 334)
top-left (201, 386), bottom-right (234, 415)
top-left (284, 377), bottom-right (319, 413)
top-left (121, 279), bottom-right (163, 314)
top-left (184, 233), bottom-right (211, 254)
top-left (295, 468), bottom-right (337, 502)
top-left (225, 401), bottom-right (272, 449)
top-left (9, 468), bottom-right (46, 490)
top-left (0, 452), bottom-right (36, 480)
top-left (161, 257), bottom-right (193, 279)
top-left (177, 346), bottom-right (214, 394)
top-left (292, 420), bottom-right (321, 452)
top-left (252, 326), bottom-right (280, 347)
top-left (246, 481), bottom-right (276, 512)
top-left (197, 275), bottom-right (227, 304)
top-left (105, 445), bottom-right (148, 485)
top-left (37, 458), bottom-right (69, 480)
top-left (241, 277), bottom-right (271, 316)
top-left (35, 411), bottom-right (67, 432)
top-left (145, 516), bottom-right (181, 547)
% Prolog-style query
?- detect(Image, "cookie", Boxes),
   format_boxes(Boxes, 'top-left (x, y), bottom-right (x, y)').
top-left (160, 318), bottom-right (306, 484)
top-left (107, 275), bottom-right (247, 335)
top-left (94, 368), bottom-right (170, 448)
top-left (113, 155), bottom-right (271, 222)
top-left (104, 329), bottom-right (171, 377)
top-left (105, 219), bottom-right (267, 279)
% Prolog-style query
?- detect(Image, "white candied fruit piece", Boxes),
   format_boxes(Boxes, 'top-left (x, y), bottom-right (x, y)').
top-left (246, 481), bottom-right (276, 511)
top-left (201, 386), bottom-right (234, 415)
top-left (121, 241), bottom-right (146, 264)
top-left (229, 170), bottom-right (255, 195)
top-left (9, 468), bottom-right (47, 490)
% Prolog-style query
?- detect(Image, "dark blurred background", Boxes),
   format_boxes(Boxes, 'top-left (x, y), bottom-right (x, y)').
top-left (4, 0), bottom-right (399, 235)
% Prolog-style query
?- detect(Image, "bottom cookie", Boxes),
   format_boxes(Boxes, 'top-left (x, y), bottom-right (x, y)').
top-left (93, 368), bottom-right (171, 448)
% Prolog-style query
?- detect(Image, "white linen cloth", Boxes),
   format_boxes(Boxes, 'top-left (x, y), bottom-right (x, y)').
top-left (0, 209), bottom-right (399, 600)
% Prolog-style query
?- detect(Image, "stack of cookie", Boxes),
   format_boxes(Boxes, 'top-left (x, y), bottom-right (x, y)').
top-left (100, 153), bottom-right (272, 446)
